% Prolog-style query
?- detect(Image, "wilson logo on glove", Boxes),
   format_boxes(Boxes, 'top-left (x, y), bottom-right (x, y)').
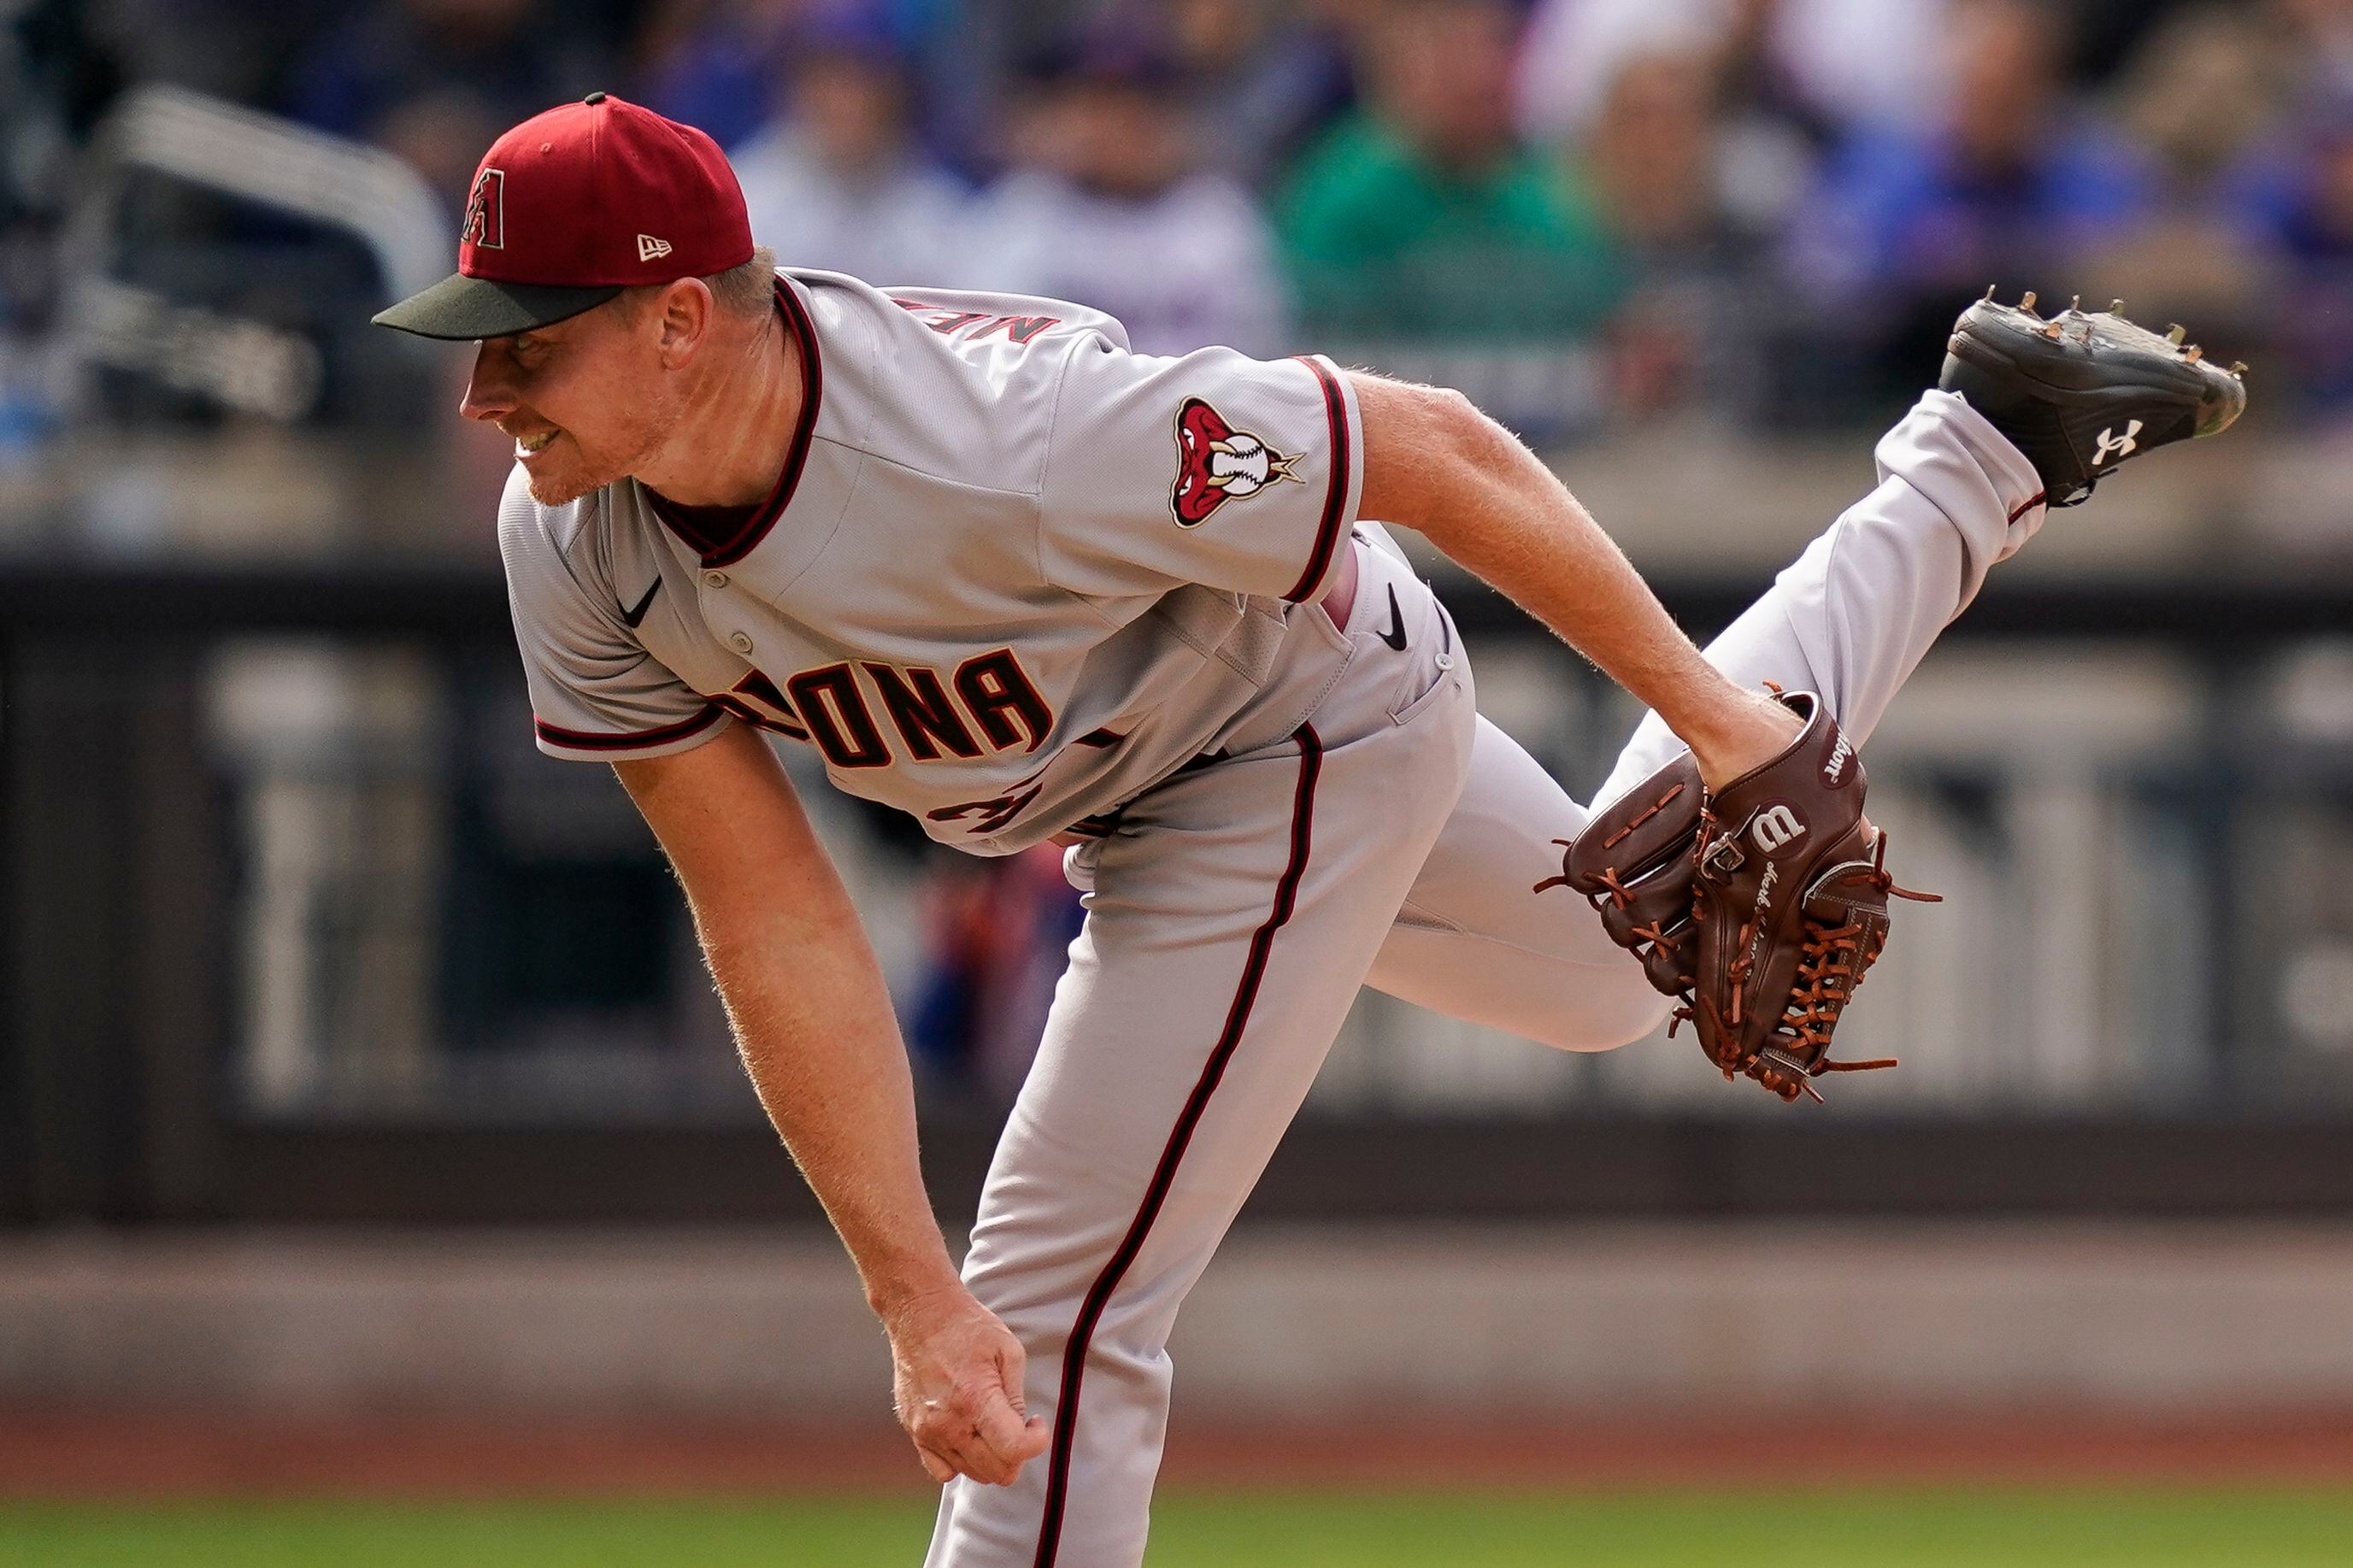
top-left (1750, 805), bottom-right (1805, 854)
top-left (1541, 689), bottom-right (1938, 1104)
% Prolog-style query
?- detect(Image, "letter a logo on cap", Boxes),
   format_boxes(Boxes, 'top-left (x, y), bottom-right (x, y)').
top-left (462, 168), bottom-right (506, 250)
top-left (637, 234), bottom-right (673, 262)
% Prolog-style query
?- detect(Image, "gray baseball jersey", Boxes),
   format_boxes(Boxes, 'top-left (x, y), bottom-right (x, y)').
top-left (498, 267), bottom-right (1362, 854)
top-left (492, 262), bottom-right (2054, 1568)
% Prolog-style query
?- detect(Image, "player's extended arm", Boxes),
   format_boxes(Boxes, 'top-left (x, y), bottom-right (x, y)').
top-left (1347, 373), bottom-right (1797, 788)
top-left (614, 725), bottom-right (1048, 1486)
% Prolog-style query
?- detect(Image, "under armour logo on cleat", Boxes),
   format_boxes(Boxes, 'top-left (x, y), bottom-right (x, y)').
top-left (2091, 420), bottom-right (2142, 467)
top-left (637, 234), bottom-right (674, 261)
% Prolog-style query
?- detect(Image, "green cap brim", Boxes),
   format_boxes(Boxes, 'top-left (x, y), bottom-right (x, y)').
top-left (371, 273), bottom-right (624, 340)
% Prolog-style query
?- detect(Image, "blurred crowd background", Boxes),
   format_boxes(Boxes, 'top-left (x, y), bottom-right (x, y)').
top-left (9, 3), bottom-right (2353, 1522)
top-left (6, 0), bottom-right (2353, 1167)
top-left (14, 0), bottom-right (2353, 448)
top-left (12, 0), bottom-right (2353, 508)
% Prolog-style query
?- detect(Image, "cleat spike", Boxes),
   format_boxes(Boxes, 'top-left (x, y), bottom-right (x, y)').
top-left (2109, 298), bottom-right (2126, 314)
top-left (2229, 361), bottom-right (2248, 376)
top-left (2020, 290), bottom-right (2038, 312)
top-left (1983, 284), bottom-right (1997, 302)
top-left (2070, 294), bottom-right (2082, 312)
top-left (2167, 323), bottom-right (2186, 344)
top-left (1940, 279), bottom-right (2250, 507)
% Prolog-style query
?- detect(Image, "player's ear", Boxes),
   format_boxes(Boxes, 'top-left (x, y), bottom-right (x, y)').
top-left (652, 278), bottom-right (714, 367)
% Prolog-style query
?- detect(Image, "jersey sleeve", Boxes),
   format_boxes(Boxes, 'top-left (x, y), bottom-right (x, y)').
top-left (497, 483), bottom-right (732, 763)
top-left (1036, 338), bottom-right (1362, 604)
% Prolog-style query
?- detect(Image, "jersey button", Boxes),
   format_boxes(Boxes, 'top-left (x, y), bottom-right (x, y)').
top-left (703, 570), bottom-right (728, 589)
top-left (727, 631), bottom-right (754, 655)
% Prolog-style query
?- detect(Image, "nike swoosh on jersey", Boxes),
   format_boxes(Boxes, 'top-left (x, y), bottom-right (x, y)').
top-left (1376, 584), bottom-right (1408, 650)
top-left (620, 578), bottom-right (662, 629)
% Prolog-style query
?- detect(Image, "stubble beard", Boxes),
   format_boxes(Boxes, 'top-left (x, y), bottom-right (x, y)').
top-left (520, 380), bottom-right (689, 508)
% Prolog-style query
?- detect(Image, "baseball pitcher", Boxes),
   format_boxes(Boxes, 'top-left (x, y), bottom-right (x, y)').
top-left (374, 96), bottom-right (2244, 1566)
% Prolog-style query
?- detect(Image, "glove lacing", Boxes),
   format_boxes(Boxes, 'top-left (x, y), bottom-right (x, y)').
top-left (1537, 771), bottom-right (1938, 1103)
top-left (1532, 780), bottom-right (1690, 899)
top-left (1678, 822), bottom-right (1939, 1095)
top-left (1759, 832), bottom-right (1940, 1097)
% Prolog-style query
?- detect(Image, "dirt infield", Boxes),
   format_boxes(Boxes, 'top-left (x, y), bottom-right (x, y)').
top-left (6, 1411), bottom-right (2352, 1498)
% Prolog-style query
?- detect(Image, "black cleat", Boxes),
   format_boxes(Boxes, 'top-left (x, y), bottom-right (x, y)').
top-left (1938, 289), bottom-right (2247, 508)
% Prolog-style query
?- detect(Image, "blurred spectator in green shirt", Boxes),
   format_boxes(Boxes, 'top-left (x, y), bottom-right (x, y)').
top-left (1274, 0), bottom-right (1629, 344)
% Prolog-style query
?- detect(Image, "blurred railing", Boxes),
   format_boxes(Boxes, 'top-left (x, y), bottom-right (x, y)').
top-left (56, 86), bottom-right (447, 429)
top-left (8, 555), bottom-right (2353, 1224)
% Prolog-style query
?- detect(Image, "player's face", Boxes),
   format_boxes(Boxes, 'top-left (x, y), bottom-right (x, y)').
top-left (461, 297), bottom-right (687, 507)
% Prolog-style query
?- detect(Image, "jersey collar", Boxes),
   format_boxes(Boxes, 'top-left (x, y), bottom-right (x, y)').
top-left (641, 273), bottom-right (824, 568)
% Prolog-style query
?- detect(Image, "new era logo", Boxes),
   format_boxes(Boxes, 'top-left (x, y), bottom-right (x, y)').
top-left (637, 234), bottom-right (673, 262)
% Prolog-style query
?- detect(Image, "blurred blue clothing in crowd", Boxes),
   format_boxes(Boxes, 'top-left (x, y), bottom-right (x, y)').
top-left (641, 0), bottom-right (968, 161)
top-left (1768, 0), bottom-right (2164, 416)
top-left (903, 843), bottom-right (1084, 1103)
top-left (731, 4), bottom-right (975, 284)
top-left (962, 14), bottom-right (1287, 353)
top-left (968, 164), bottom-right (1285, 354)
top-left (1803, 122), bottom-right (2156, 300)
top-left (2230, 100), bottom-right (2353, 414)
top-left (1786, 0), bottom-right (2152, 302)
top-left (283, 0), bottom-right (601, 191)
top-left (638, 23), bottom-right (787, 154)
top-left (1156, 0), bottom-right (1356, 191)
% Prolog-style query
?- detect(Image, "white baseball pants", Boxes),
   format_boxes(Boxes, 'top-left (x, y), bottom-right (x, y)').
top-left (925, 391), bottom-right (2047, 1566)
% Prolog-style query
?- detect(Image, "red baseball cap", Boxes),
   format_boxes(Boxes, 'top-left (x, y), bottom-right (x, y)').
top-left (373, 92), bottom-right (754, 341)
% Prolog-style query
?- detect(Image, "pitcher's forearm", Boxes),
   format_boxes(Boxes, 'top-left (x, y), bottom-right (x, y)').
top-left (611, 735), bottom-right (966, 1319)
top-left (1450, 513), bottom-right (1727, 725)
top-left (703, 915), bottom-right (960, 1315)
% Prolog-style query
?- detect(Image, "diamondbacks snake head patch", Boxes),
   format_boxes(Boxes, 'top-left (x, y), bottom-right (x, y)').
top-left (1170, 397), bottom-right (1302, 527)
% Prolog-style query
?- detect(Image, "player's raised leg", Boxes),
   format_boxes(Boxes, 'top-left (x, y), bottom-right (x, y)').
top-left (1367, 381), bottom-right (2045, 1045)
top-left (1597, 295), bottom-right (2244, 807)
top-left (926, 555), bottom-right (1475, 1568)
top-left (1368, 296), bottom-right (2246, 1051)
top-left (1587, 380), bottom-right (2045, 807)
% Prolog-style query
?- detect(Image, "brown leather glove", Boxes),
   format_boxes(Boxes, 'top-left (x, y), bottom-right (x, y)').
top-left (1538, 751), bottom-right (1703, 1002)
top-left (1540, 689), bottom-right (1937, 1102)
top-left (1686, 689), bottom-right (1938, 1101)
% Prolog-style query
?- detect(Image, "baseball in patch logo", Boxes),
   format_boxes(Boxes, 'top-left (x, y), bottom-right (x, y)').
top-left (1169, 398), bottom-right (1302, 527)
top-left (462, 167), bottom-right (506, 249)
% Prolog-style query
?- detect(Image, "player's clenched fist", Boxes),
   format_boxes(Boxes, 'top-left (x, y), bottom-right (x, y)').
top-left (882, 1283), bottom-right (1050, 1486)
